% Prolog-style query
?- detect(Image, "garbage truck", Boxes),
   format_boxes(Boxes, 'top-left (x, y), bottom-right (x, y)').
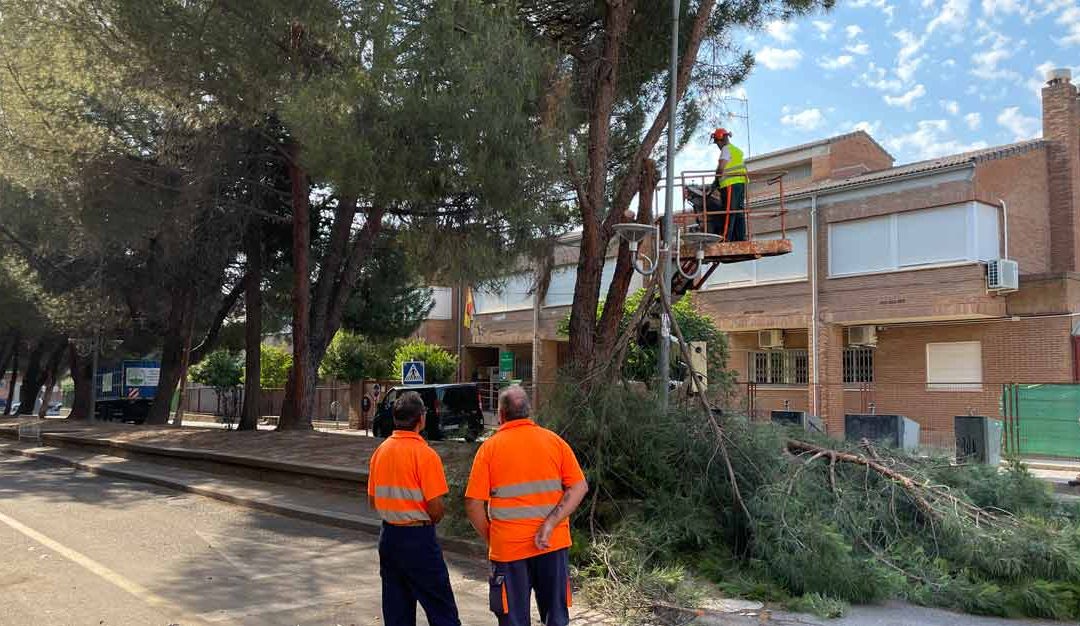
top-left (95, 359), bottom-right (161, 423)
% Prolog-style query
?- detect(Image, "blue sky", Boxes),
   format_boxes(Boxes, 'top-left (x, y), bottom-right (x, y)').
top-left (673, 0), bottom-right (1072, 172)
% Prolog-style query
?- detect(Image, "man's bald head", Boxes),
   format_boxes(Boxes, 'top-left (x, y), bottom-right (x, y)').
top-left (498, 385), bottom-right (531, 422)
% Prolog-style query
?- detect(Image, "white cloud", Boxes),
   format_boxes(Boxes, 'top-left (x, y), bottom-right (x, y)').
top-left (812, 20), bottom-right (834, 38)
top-left (970, 29), bottom-right (1020, 80)
top-left (996, 107), bottom-right (1041, 140)
top-left (964, 112), bottom-right (982, 130)
top-left (884, 84), bottom-right (927, 110)
top-left (818, 55), bottom-right (855, 70)
top-left (845, 42), bottom-right (871, 55)
top-left (781, 108), bottom-right (826, 131)
top-left (766, 20), bottom-right (798, 43)
top-left (860, 63), bottom-right (905, 92)
top-left (851, 120), bottom-right (883, 136)
top-left (927, 0), bottom-right (971, 34)
top-left (1057, 5), bottom-right (1080, 46)
top-left (883, 119), bottom-right (990, 161)
top-left (941, 99), bottom-right (961, 115)
top-left (982, 0), bottom-right (1035, 20)
top-left (756, 47), bottom-right (803, 70)
top-left (894, 30), bottom-right (927, 83)
top-left (845, 25), bottom-right (864, 39)
top-left (849, 0), bottom-right (896, 21)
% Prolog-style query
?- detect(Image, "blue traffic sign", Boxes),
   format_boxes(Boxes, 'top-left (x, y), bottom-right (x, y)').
top-left (402, 361), bottom-right (426, 385)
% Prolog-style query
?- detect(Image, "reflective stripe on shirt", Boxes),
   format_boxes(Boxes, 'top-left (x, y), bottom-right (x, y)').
top-left (490, 478), bottom-right (563, 498)
top-left (375, 485), bottom-right (425, 501)
top-left (490, 504), bottom-right (557, 521)
top-left (380, 508), bottom-right (432, 523)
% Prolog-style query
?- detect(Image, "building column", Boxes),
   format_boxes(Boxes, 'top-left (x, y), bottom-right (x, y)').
top-left (533, 340), bottom-right (561, 410)
top-left (810, 323), bottom-right (845, 438)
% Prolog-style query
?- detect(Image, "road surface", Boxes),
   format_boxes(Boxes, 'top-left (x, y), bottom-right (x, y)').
top-left (0, 454), bottom-right (502, 626)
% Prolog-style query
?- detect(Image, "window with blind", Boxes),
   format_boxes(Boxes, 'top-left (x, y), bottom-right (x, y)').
top-left (843, 347), bottom-right (874, 384)
top-left (828, 202), bottom-right (1001, 277)
top-left (748, 350), bottom-right (808, 385)
top-left (926, 341), bottom-right (982, 390)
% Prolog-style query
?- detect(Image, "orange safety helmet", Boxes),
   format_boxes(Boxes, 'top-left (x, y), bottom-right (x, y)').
top-left (712, 128), bottom-right (732, 141)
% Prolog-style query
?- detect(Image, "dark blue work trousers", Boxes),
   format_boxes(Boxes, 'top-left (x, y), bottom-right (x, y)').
top-left (489, 548), bottom-right (571, 626)
top-left (378, 522), bottom-right (461, 626)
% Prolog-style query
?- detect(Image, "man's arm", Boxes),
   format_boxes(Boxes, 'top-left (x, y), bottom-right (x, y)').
top-left (464, 497), bottom-right (490, 543)
top-left (535, 479), bottom-right (589, 550)
top-left (426, 495), bottom-right (446, 524)
top-left (367, 495), bottom-right (376, 511)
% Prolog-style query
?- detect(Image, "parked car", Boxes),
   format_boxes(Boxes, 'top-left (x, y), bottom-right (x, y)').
top-left (373, 384), bottom-right (485, 442)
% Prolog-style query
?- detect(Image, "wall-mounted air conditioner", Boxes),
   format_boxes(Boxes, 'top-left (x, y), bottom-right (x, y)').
top-left (847, 325), bottom-right (878, 347)
top-left (758, 329), bottom-right (784, 350)
top-left (986, 259), bottom-right (1019, 293)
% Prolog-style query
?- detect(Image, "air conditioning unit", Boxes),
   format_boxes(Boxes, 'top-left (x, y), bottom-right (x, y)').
top-left (986, 259), bottom-right (1019, 293)
top-left (758, 329), bottom-right (784, 350)
top-left (847, 325), bottom-right (877, 347)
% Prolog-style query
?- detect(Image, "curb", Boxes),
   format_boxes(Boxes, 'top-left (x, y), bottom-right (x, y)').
top-left (2, 445), bottom-right (486, 558)
top-left (42, 433), bottom-right (369, 485)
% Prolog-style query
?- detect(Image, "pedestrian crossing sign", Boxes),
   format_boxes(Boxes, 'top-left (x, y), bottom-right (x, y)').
top-left (402, 361), bottom-right (425, 385)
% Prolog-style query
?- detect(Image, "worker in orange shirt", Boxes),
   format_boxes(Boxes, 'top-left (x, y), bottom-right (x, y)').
top-left (368, 391), bottom-right (461, 626)
top-left (464, 385), bottom-right (589, 626)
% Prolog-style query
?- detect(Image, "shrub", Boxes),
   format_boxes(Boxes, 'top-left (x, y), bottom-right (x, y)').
top-left (321, 331), bottom-right (397, 382)
top-left (392, 339), bottom-right (458, 384)
top-left (259, 344), bottom-right (292, 389)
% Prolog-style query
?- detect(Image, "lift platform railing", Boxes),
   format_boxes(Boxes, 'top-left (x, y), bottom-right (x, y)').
top-left (655, 168), bottom-right (790, 242)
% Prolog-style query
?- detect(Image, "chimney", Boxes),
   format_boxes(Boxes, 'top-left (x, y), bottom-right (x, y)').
top-left (1043, 68), bottom-right (1080, 273)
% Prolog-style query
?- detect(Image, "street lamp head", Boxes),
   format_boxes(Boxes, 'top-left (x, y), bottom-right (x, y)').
top-left (612, 223), bottom-right (657, 252)
top-left (681, 232), bottom-right (721, 248)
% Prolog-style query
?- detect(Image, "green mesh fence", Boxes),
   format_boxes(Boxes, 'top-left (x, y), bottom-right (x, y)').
top-left (1004, 384), bottom-right (1080, 459)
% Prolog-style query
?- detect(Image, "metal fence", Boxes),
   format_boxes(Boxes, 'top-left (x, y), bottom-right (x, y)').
top-left (182, 384), bottom-right (351, 421)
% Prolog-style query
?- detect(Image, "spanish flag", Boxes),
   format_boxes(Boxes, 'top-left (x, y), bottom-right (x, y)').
top-left (463, 287), bottom-right (475, 329)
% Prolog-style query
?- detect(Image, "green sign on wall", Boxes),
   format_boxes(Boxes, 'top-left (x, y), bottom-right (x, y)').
top-left (499, 351), bottom-right (514, 381)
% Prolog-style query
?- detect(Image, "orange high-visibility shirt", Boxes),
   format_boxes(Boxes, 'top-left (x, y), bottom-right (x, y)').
top-left (368, 431), bottom-right (449, 525)
top-left (465, 419), bottom-right (585, 562)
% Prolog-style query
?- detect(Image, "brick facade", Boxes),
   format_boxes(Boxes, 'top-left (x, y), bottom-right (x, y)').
top-left (415, 70), bottom-right (1080, 450)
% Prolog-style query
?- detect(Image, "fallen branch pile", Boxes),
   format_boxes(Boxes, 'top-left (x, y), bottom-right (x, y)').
top-left (545, 286), bottom-right (1080, 624)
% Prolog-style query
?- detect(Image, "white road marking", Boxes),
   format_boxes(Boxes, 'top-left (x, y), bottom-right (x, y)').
top-left (0, 508), bottom-right (208, 624)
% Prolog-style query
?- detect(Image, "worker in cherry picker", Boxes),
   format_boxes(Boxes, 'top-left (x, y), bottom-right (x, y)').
top-left (699, 128), bottom-right (748, 242)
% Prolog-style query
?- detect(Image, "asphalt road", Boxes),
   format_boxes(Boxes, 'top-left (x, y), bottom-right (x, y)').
top-left (0, 455), bottom-right (501, 626)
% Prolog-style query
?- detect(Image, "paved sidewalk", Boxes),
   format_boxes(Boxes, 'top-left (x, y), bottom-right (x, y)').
top-left (0, 417), bottom-right (480, 480)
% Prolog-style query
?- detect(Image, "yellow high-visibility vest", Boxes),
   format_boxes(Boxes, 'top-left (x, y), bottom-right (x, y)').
top-left (717, 144), bottom-right (748, 189)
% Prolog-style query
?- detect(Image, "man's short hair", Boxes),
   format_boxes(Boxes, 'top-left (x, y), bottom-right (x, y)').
top-left (498, 385), bottom-right (531, 421)
top-left (393, 391), bottom-right (426, 430)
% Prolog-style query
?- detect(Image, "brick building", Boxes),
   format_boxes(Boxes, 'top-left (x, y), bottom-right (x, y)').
top-left (414, 68), bottom-right (1080, 448)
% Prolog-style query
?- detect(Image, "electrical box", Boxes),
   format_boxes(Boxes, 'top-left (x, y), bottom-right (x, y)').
top-left (758, 329), bottom-right (784, 350)
top-left (845, 414), bottom-right (921, 451)
top-left (986, 259), bottom-right (1019, 292)
top-left (847, 325), bottom-right (877, 347)
top-left (770, 410), bottom-right (827, 434)
top-left (689, 341), bottom-right (707, 390)
top-left (954, 416), bottom-right (1003, 465)
top-left (484, 366), bottom-right (501, 381)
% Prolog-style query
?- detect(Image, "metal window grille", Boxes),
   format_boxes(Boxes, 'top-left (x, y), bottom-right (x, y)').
top-left (843, 347), bottom-right (874, 384)
top-left (749, 350), bottom-right (808, 385)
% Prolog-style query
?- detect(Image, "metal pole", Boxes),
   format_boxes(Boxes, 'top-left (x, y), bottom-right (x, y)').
top-left (659, 0), bottom-right (681, 408)
top-left (88, 255), bottom-right (103, 422)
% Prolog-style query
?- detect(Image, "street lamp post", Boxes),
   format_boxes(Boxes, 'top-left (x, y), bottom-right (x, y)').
top-left (658, 0), bottom-right (681, 409)
top-left (612, 1), bottom-right (720, 407)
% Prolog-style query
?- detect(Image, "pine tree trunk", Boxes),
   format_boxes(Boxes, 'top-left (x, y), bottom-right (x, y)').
top-left (67, 345), bottom-right (94, 421)
top-left (147, 292), bottom-right (193, 425)
top-left (4, 342), bottom-right (19, 416)
top-left (279, 144), bottom-right (313, 431)
top-left (36, 342), bottom-right (66, 419)
top-left (239, 221), bottom-right (263, 432)
top-left (18, 339), bottom-right (49, 414)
